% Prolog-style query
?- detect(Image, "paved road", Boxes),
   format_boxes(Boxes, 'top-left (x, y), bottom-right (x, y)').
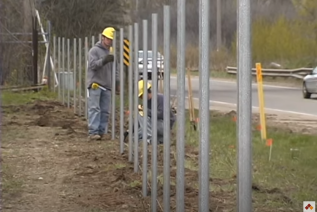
top-left (168, 76), bottom-right (317, 117)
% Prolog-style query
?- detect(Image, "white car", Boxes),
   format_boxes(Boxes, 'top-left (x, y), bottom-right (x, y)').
top-left (138, 50), bottom-right (164, 80)
top-left (302, 66), bottom-right (317, 98)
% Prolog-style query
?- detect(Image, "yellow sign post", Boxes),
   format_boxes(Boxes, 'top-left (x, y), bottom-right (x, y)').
top-left (123, 38), bottom-right (130, 66)
top-left (256, 63), bottom-right (267, 141)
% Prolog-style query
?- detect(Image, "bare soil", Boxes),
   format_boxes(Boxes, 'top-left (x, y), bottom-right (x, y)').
top-left (0, 100), bottom-right (236, 212)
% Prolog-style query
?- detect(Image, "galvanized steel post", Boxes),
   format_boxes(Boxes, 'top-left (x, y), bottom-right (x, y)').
top-left (128, 25), bottom-right (134, 162)
top-left (91, 36), bottom-right (95, 48)
top-left (67, 38), bottom-right (70, 108)
top-left (111, 32), bottom-right (117, 140)
top-left (133, 23), bottom-right (139, 173)
top-left (73, 38), bottom-right (77, 114)
top-left (62, 37), bottom-right (65, 105)
top-left (142, 19), bottom-right (149, 197)
top-left (237, 0), bottom-right (252, 211)
top-left (84, 37), bottom-right (88, 120)
top-left (57, 37), bottom-right (61, 100)
top-left (53, 36), bottom-right (56, 91)
top-left (79, 38), bottom-right (82, 117)
top-left (120, 28), bottom-right (125, 154)
top-left (163, 5), bottom-right (171, 211)
top-left (176, 0), bottom-right (186, 211)
top-left (151, 13), bottom-right (159, 212)
top-left (199, 0), bottom-right (210, 210)
top-left (47, 21), bottom-right (51, 90)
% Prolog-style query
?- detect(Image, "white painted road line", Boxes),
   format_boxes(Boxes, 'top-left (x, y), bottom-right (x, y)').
top-left (210, 100), bottom-right (317, 118)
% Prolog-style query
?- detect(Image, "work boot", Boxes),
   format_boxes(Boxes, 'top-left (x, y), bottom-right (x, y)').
top-left (99, 134), bottom-right (112, 140)
top-left (88, 134), bottom-right (101, 141)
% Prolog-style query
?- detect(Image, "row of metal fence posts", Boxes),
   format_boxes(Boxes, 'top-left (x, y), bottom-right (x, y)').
top-left (50, 0), bottom-right (252, 211)
top-left (50, 4), bottom-right (211, 212)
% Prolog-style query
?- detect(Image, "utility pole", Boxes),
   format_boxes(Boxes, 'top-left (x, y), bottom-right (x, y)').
top-left (216, 0), bottom-right (222, 50)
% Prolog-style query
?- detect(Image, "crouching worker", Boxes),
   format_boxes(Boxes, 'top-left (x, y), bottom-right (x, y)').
top-left (125, 80), bottom-right (176, 144)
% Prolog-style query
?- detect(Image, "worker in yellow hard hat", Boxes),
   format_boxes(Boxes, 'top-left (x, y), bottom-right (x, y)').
top-left (86, 26), bottom-right (120, 141)
top-left (124, 79), bottom-right (176, 144)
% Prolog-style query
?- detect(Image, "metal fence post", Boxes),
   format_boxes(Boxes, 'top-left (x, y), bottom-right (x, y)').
top-left (47, 21), bottom-right (51, 90)
top-left (151, 13), bottom-right (159, 212)
top-left (57, 37), bottom-right (61, 100)
top-left (73, 38), bottom-right (77, 114)
top-left (120, 28), bottom-right (125, 154)
top-left (176, 0), bottom-right (186, 211)
top-left (163, 5), bottom-right (171, 211)
top-left (85, 37), bottom-right (88, 120)
top-left (111, 32), bottom-right (117, 140)
top-left (199, 0), bottom-right (210, 210)
top-left (53, 35), bottom-right (56, 91)
top-left (237, 0), bottom-right (252, 211)
top-left (92, 36), bottom-right (95, 47)
top-left (79, 38), bottom-right (82, 117)
top-left (62, 37), bottom-right (65, 105)
top-left (128, 25), bottom-right (134, 162)
top-left (133, 22), bottom-right (139, 173)
top-left (67, 38), bottom-right (70, 108)
top-left (142, 19), bottom-right (149, 197)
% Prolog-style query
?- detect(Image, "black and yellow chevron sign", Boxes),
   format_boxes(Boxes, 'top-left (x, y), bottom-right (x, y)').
top-left (123, 38), bottom-right (130, 66)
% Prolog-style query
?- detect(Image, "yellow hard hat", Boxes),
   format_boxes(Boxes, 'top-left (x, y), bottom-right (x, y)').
top-left (102, 27), bottom-right (115, 40)
top-left (138, 80), bottom-right (151, 97)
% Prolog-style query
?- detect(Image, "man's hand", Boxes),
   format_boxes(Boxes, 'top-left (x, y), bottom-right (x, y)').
top-left (101, 54), bottom-right (114, 65)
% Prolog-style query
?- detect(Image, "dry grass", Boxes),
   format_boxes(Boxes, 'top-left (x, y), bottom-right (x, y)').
top-left (167, 44), bottom-right (234, 72)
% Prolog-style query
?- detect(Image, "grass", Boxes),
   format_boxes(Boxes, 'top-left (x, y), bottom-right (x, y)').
top-left (1, 86), bottom-right (57, 106)
top-left (1, 164), bottom-right (24, 198)
top-left (180, 110), bottom-right (317, 210)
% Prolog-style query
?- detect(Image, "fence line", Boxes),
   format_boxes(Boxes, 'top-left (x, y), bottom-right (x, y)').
top-left (49, 0), bottom-right (254, 211)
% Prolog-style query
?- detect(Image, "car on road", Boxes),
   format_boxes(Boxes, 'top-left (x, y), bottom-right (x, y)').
top-left (138, 50), bottom-right (164, 80)
top-left (302, 66), bottom-right (317, 98)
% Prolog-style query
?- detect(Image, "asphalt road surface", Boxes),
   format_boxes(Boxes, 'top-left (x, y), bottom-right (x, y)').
top-left (168, 76), bottom-right (317, 117)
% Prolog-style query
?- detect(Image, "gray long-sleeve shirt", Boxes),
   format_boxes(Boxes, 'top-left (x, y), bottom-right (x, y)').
top-left (147, 93), bottom-right (176, 128)
top-left (87, 41), bottom-right (119, 90)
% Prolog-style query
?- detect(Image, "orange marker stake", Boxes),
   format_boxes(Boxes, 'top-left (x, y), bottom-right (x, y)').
top-left (266, 138), bottom-right (272, 146)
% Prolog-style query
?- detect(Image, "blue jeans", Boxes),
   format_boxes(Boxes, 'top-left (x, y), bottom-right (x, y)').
top-left (87, 88), bottom-right (111, 135)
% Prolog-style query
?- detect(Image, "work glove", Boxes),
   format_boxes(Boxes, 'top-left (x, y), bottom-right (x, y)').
top-left (138, 105), bottom-right (143, 111)
top-left (101, 54), bottom-right (114, 65)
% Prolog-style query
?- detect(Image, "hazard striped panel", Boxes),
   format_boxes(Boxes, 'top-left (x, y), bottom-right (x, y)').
top-left (123, 38), bottom-right (130, 66)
